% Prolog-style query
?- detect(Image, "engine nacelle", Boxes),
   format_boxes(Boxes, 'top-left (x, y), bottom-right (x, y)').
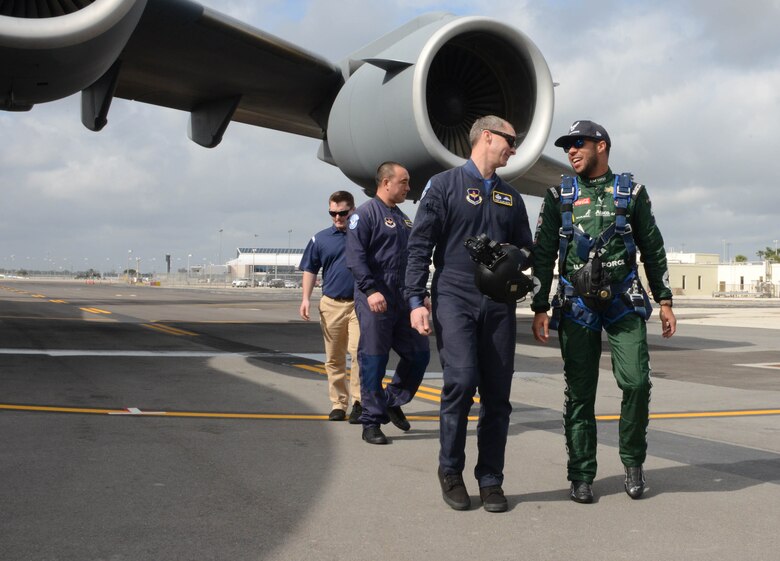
top-left (0, 0), bottom-right (148, 110)
top-left (322, 14), bottom-right (555, 198)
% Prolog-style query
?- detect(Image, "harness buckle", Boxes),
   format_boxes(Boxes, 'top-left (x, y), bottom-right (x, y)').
top-left (560, 175), bottom-right (578, 201)
top-left (615, 173), bottom-right (633, 198)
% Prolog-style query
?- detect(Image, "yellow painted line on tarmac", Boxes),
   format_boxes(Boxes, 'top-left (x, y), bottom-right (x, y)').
top-left (80, 307), bottom-right (112, 315)
top-left (32, 294), bottom-right (47, 298)
top-left (291, 363), bottom-right (480, 404)
top-left (0, 403), bottom-right (443, 421)
top-left (596, 409), bottom-right (780, 421)
top-left (141, 323), bottom-right (199, 336)
top-left (1, 404), bottom-right (117, 415)
top-left (4, 403), bottom-right (778, 423)
top-left (49, 299), bottom-right (67, 304)
top-left (294, 363), bottom-right (331, 375)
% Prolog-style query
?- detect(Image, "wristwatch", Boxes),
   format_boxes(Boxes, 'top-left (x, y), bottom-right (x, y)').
top-left (659, 299), bottom-right (673, 307)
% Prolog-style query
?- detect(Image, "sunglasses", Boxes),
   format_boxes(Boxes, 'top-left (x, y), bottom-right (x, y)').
top-left (560, 138), bottom-right (588, 152)
top-left (329, 209), bottom-right (351, 217)
top-left (485, 129), bottom-right (520, 149)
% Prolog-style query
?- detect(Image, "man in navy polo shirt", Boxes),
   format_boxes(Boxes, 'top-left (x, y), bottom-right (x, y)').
top-left (347, 162), bottom-right (430, 445)
top-left (300, 190), bottom-right (362, 423)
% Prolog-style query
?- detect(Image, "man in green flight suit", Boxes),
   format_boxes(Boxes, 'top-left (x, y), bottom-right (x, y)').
top-left (531, 120), bottom-right (677, 504)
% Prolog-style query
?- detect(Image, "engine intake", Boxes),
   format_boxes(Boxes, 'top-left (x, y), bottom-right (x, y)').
top-left (0, 1), bottom-right (97, 18)
top-left (323, 15), bottom-right (554, 198)
top-left (0, 0), bottom-right (147, 110)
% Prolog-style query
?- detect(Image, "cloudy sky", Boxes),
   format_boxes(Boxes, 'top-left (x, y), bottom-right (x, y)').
top-left (3, 0), bottom-right (779, 274)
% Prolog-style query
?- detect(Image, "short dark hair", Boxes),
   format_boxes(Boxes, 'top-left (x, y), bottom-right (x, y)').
top-left (375, 161), bottom-right (404, 186)
top-left (329, 190), bottom-right (354, 207)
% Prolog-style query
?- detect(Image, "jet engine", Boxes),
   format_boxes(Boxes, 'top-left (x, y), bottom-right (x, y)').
top-left (0, 0), bottom-right (148, 111)
top-left (322, 14), bottom-right (556, 197)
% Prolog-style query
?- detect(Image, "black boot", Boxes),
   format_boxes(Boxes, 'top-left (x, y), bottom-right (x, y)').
top-left (387, 405), bottom-right (410, 431)
top-left (361, 426), bottom-right (388, 445)
top-left (438, 467), bottom-right (470, 510)
top-left (569, 480), bottom-right (593, 504)
top-left (624, 466), bottom-right (646, 499)
top-left (348, 401), bottom-right (362, 424)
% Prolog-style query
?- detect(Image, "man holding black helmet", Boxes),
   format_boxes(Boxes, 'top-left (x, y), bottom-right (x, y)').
top-left (406, 115), bottom-right (532, 513)
top-left (531, 120), bottom-right (677, 504)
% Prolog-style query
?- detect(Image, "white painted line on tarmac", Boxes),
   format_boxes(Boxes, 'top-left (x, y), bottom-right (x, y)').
top-left (734, 362), bottom-right (780, 370)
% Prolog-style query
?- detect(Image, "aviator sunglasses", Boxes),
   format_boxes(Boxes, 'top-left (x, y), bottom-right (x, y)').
top-left (485, 129), bottom-right (520, 149)
top-left (329, 209), bottom-right (351, 217)
top-left (560, 138), bottom-right (588, 152)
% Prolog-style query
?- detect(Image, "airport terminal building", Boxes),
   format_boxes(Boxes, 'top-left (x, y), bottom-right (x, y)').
top-left (225, 247), bottom-right (305, 284)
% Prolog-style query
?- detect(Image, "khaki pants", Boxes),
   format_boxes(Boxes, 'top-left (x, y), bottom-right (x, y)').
top-left (318, 295), bottom-right (360, 410)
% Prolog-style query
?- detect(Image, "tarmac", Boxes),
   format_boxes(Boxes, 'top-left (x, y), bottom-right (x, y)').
top-left (0, 281), bottom-right (778, 561)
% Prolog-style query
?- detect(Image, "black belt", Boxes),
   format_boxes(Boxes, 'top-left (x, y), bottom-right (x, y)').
top-left (327, 296), bottom-right (353, 302)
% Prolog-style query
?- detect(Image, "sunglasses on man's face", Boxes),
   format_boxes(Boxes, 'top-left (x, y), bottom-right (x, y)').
top-left (485, 129), bottom-right (520, 149)
top-left (560, 138), bottom-right (588, 152)
top-left (329, 209), bottom-right (351, 217)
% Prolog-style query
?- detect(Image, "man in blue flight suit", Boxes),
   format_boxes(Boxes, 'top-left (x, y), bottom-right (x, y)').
top-left (406, 115), bottom-right (532, 513)
top-left (347, 161), bottom-right (431, 445)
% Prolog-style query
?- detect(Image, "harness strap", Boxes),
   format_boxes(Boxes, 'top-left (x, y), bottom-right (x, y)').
top-left (614, 172), bottom-right (637, 269)
top-left (557, 175), bottom-right (578, 279)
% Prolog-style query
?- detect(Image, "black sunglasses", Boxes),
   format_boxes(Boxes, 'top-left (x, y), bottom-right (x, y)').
top-left (560, 138), bottom-right (588, 152)
top-left (329, 209), bottom-right (351, 217)
top-left (485, 129), bottom-right (519, 149)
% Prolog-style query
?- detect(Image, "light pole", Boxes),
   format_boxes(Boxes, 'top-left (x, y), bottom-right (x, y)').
top-left (218, 228), bottom-right (224, 284)
top-left (253, 234), bottom-right (259, 286)
top-left (127, 250), bottom-right (132, 283)
top-left (187, 253), bottom-right (192, 284)
top-left (287, 229), bottom-right (292, 268)
top-left (774, 239), bottom-right (778, 261)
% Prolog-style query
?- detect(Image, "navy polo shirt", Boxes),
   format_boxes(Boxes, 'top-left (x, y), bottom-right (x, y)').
top-left (299, 225), bottom-right (355, 299)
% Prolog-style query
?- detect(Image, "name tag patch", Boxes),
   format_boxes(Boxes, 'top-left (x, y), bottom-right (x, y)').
top-left (384, 217), bottom-right (396, 228)
top-left (492, 190), bottom-right (513, 206)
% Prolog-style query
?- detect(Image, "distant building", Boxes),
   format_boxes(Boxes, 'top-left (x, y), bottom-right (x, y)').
top-left (225, 248), bottom-right (305, 281)
top-left (658, 252), bottom-right (719, 297)
top-left (653, 252), bottom-right (778, 298)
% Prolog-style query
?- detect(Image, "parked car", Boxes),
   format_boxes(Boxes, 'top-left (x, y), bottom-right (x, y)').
top-left (268, 278), bottom-right (286, 288)
top-left (232, 278), bottom-right (250, 287)
top-left (283, 280), bottom-right (298, 288)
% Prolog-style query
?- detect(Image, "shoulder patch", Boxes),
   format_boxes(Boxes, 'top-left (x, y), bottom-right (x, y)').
top-left (632, 183), bottom-right (645, 196)
top-left (420, 180), bottom-right (432, 201)
top-left (466, 188), bottom-right (483, 206)
top-left (348, 214), bottom-right (359, 230)
top-left (549, 186), bottom-right (560, 199)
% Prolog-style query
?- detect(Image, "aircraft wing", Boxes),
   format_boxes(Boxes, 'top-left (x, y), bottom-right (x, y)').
top-left (509, 154), bottom-right (569, 199)
top-left (1, 0), bottom-right (569, 197)
top-left (115, 0), bottom-right (343, 140)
